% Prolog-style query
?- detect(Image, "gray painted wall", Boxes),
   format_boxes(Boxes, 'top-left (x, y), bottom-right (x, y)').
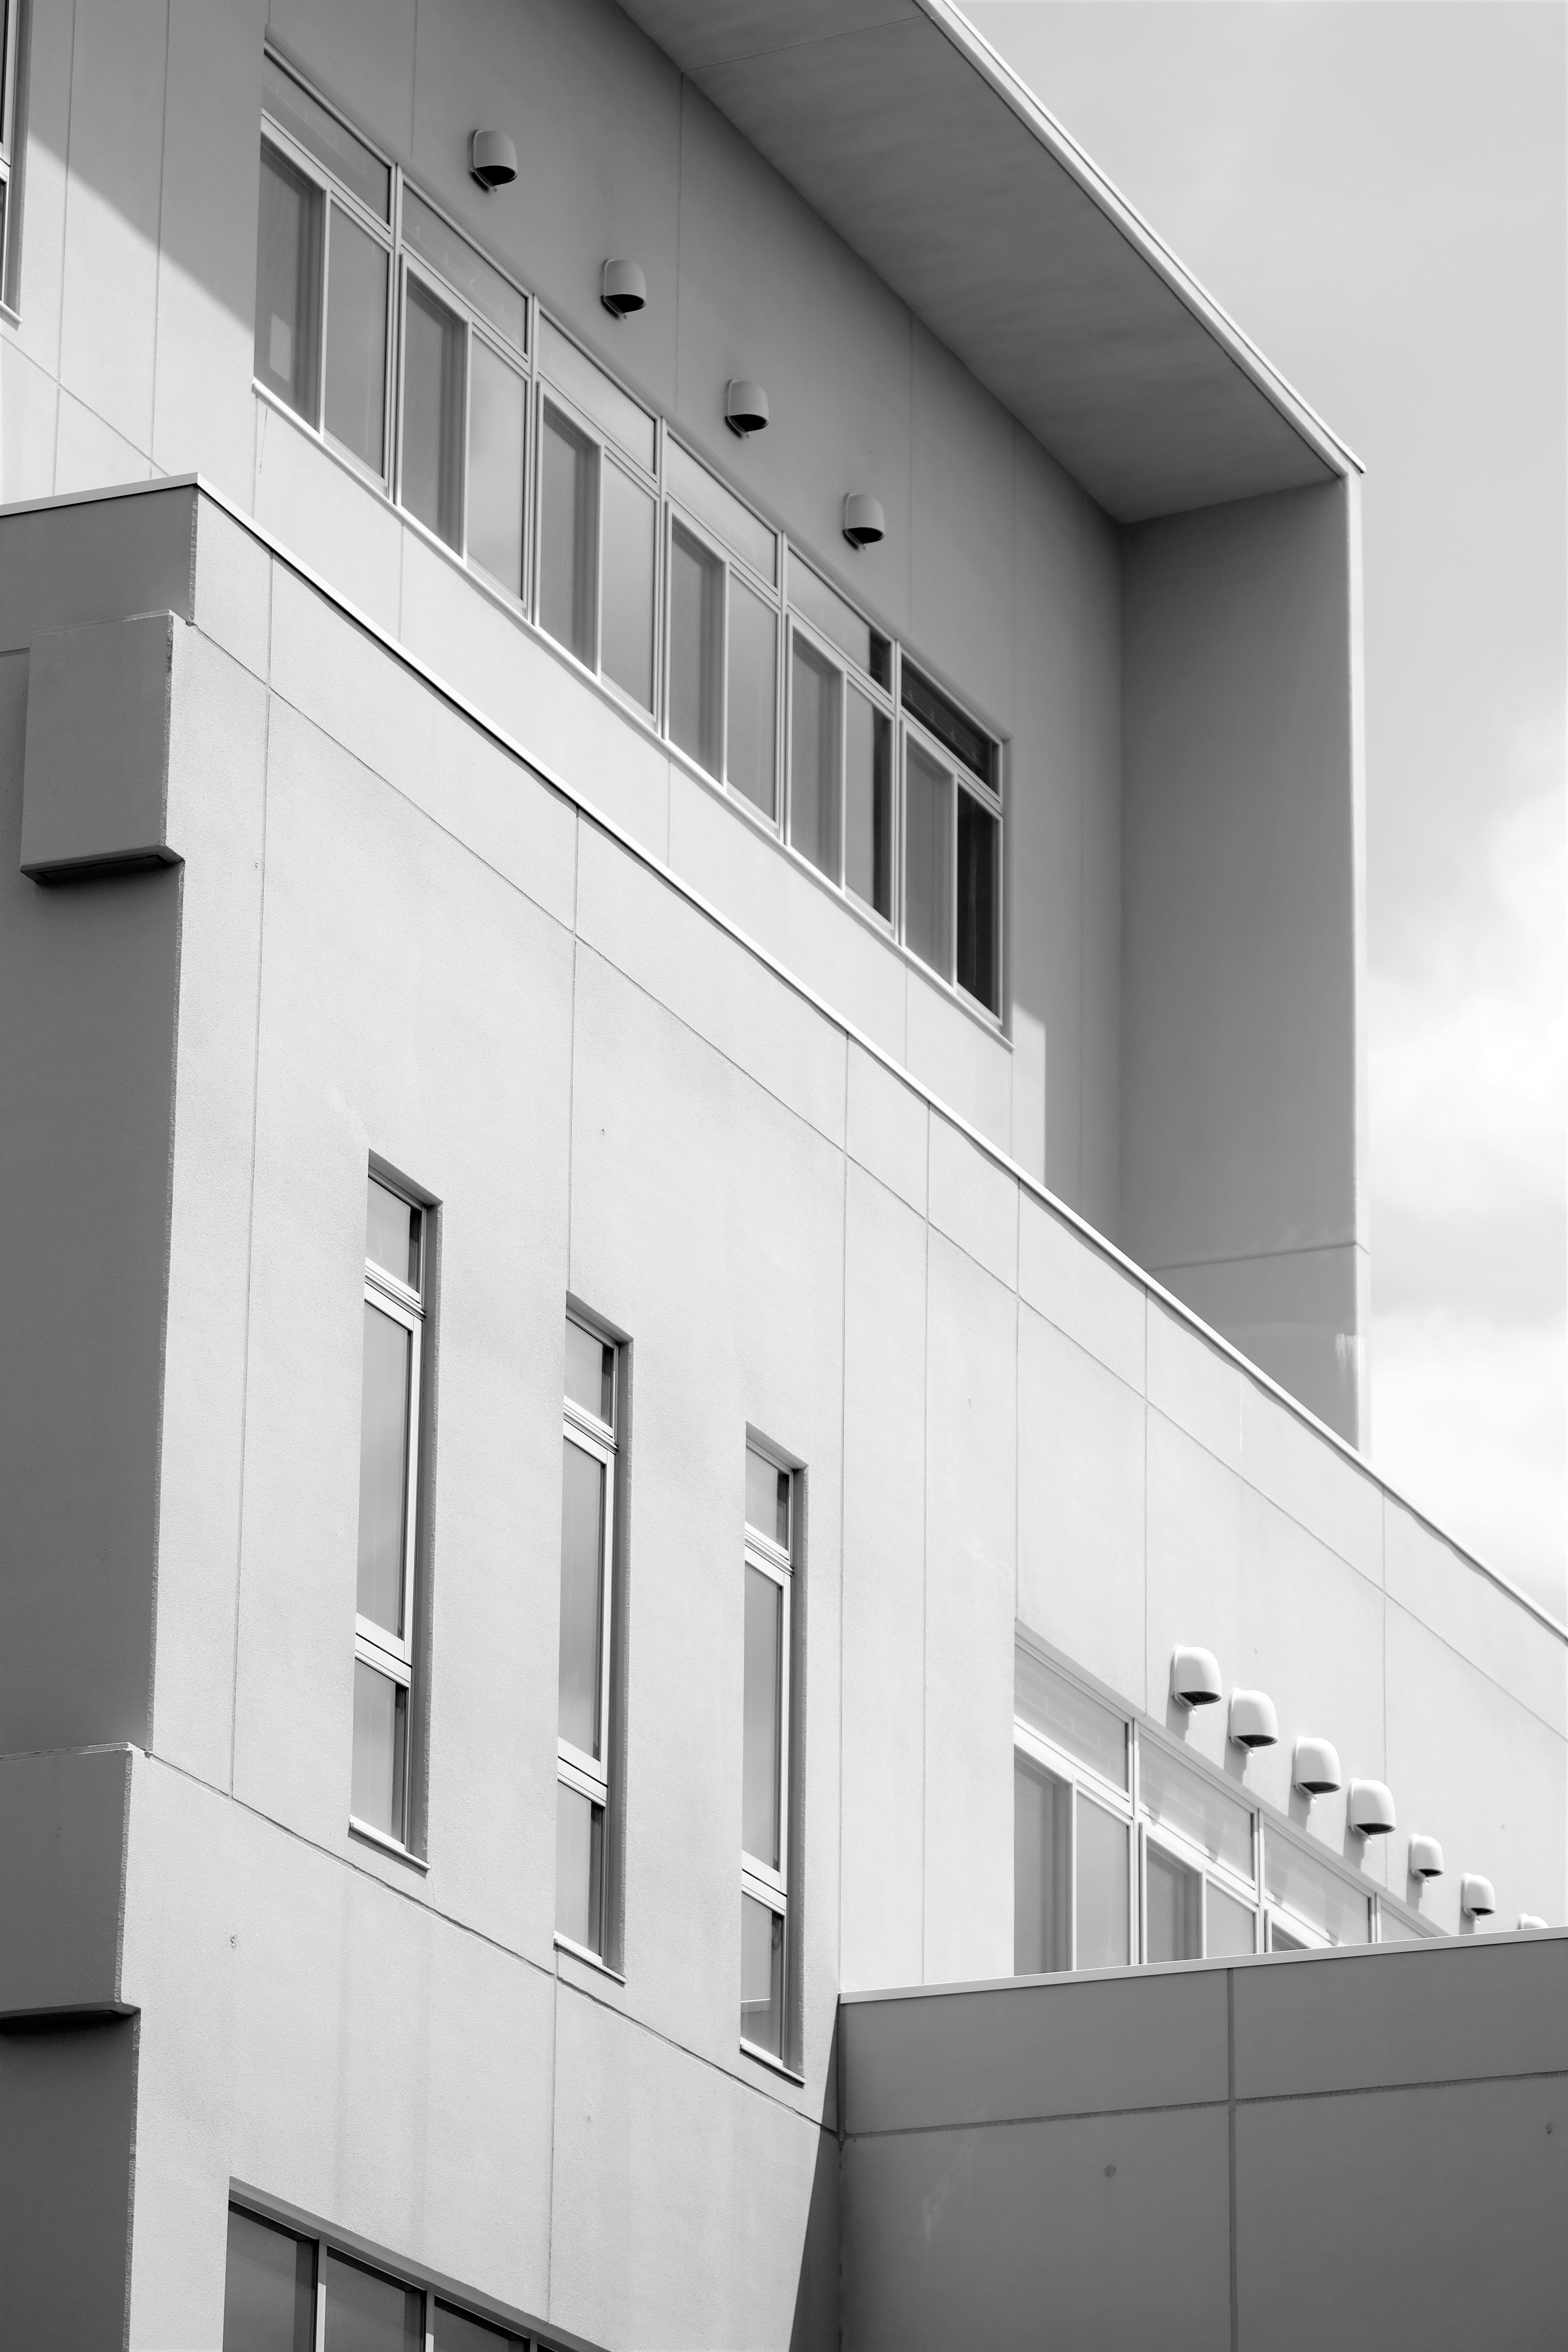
top-left (838, 1933), bottom-right (1568, 2350)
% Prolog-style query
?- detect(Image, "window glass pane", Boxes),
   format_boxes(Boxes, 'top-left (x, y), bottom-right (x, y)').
top-left (434, 2306), bottom-right (520, 2352)
top-left (351, 1660), bottom-right (407, 1841)
top-left (844, 689), bottom-right (892, 919)
top-left (403, 188), bottom-right (526, 353)
top-left (262, 56), bottom-right (390, 219)
top-left (357, 1304), bottom-right (412, 1636)
top-left (1269, 1917), bottom-right (1307, 1953)
top-left (401, 274), bottom-right (466, 550)
top-left (666, 440), bottom-right (777, 583)
top-left (956, 787), bottom-right (1000, 1013)
top-left (255, 143), bottom-right (322, 422)
top-left (556, 1779), bottom-right (605, 1953)
top-left (600, 463), bottom-right (656, 712)
top-left (1139, 1743), bottom-right (1253, 1882)
top-left (365, 1177), bottom-right (420, 1290)
top-left (902, 660), bottom-right (994, 787)
top-left (1207, 1880), bottom-right (1257, 1958)
top-left (223, 2208), bottom-right (314, 2352)
top-left (1263, 1833), bottom-right (1370, 1946)
top-left (564, 1320), bottom-right (614, 1425)
top-left (1146, 1841), bottom-right (1203, 1963)
top-left (1014, 1648), bottom-right (1127, 1790)
top-left (745, 1446), bottom-right (789, 1548)
top-left (467, 339), bottom-right (527, 597)
top-left (1076, 1795), bottom-right (1130, 1969)
top-left (668, 522), bottom-right (723, 777)
top-left (789, 635), bottom-right (840, 880)
top-left (727, 576), bottom-right (777, 817)
top-left (742, 1564), bottom-right (783, 1868)
top-left (324, 205), bottom-right (388, 473)
top-left (740, 1891), bottom-right (785, 2055)
top-left (1378, 1903), bottom-right (1420, 1943)
top-left (539, 404), bottom-right (597, 666)
top-left (788, 555), bottom-right (882, 678)
top-left (903, 738), bottom-right (952, 981)
top-left (1014, 1751), bottom-right (1070, 1975)
top-left (323, 2251), bottom-right (423, 2352)
top-left (559, 1439), bottom-right (606, 1758)
top-left (538, 316), bottom-right (654, 472)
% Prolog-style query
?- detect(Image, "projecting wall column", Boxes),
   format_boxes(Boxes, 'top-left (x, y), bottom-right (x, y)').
top-left (1118, 478), bottom-right (1368, 1445)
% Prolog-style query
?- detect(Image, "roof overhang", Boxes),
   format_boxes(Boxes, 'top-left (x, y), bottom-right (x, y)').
top-left (615, 0), bottom-right (1358, 522)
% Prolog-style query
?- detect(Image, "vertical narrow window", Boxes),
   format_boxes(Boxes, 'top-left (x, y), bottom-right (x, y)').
top-left (903, 737), bottom-right (953, 982)
top-left (539, 403), bottom-right (597, 667)
top-left (668, 520), bottom-right (724, 776)
top-left (557, 1314), bottom-right (619, 1958)
top-left (726, 576), bottom-right (778, 817)
top-left (254, 141), bottom-right (322, 423)
top-left (466, 337), bottom-right (527, 597)
top-left (741, 1442), bottom-right (794, 2061)
top-left (353, 1173), bottom-right (425, 1849)
top-left (600, 461), bottom-right (657, 711)
top-left (844, 686), bottom-right (892, 919)
top-left (1014, 1644), bottom-right (1132, 1974)
top-left (400, 271), bottom-right (466, 551)
top-left (324, 202), bottom-right (389, 474)
top-left (956, 785), bottom-right (1001, 1013)
top-left (222, 2208), bottom-right (315, 2352)
top-left (789, 635), bottom-right (841, 880)
top-left (901, 663), bottom-right (1002, 1014)
top-left (1013, 1751), bottom-right (1069, 1974)
top-left (323, 2252), bottom-right (424, 2349)
top-left (1144, 1840), bottom-right (1203, 1965)
top-left (0, 0), bottom-right (20, 308)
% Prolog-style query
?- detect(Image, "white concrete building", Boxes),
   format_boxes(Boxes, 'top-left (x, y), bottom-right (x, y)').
top-left (0, 3), bottom-right (1561, 2346)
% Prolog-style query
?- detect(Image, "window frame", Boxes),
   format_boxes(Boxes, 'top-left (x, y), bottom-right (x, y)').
top-left (740, 1442), bottom-right (797, 2067)
top-left (898, 698), bottom-right (1004, 1019)
top-left (1013, 1708), bottom-right (1135, 1973)
top-left (223, 2199), bottom-right (545, 2352)
top-left (533, 366), bottom-right (661, 716)
top-left (0, 0), bottom-right (28, 314)
top-left (662, 486), bottom-right (784, 817)
top-left (783, 604), bottom-right (899, 933)
top-left (395, 238), bottom-right (532, 595)
top-left (351, 1176), bottom-right (426, 1855)
top-left (556, 1312), bottom-right (620, 1965)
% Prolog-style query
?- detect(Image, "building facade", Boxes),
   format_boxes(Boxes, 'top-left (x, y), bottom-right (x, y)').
top-left (0, 3), bottom-right (1562, 2347)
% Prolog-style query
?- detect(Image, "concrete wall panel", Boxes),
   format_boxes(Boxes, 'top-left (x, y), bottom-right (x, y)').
top-left (57, 0), bottom-right (168, 454)
top-left (1018, 1310), bottom-right (1146, 1706)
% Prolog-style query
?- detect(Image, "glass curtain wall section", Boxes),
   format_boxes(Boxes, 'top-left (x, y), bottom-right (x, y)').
top-left (740, 1443), bottom-right (794, 2061)
top-left (353, 1176), bottom-right (426, 1849)
top-left (222, 2206), bottom-right (533, 2351)
top-left (557, 1314), bottom-right (619, 1959)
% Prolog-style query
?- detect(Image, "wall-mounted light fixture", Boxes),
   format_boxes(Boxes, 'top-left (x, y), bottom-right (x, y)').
top-left (1460, 1874), bottom-right (1496, 1918)
top-left (725, 379), bottom-right (769, 437)
top-left (1228, 1690), bottom-right (1279, 1750)
top-left (1407, 1834), bottom-right (1444, 1880)
top-left (1518, 1913), bottom-right (1548, 1931)
top-left (1292, 1736), bottom-right (1342, 1796)
top-left (842, 493), bottom-right (885, 549)
top-left (470, 131), bottom-right (518, 190)
top-left (1170, 1646), bottom-right (1222, 1709)
top-left (1348, 1779), bottom-right (1396, 1838)
top-left (601, 259), bottom-right (646, 318)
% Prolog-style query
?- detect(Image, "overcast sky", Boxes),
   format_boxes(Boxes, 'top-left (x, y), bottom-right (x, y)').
top-left (965, 0), bottom-right (1566, 1617)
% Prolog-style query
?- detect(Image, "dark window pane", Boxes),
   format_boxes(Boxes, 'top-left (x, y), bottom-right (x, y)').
top-left (1014, 1752), bottom-right (1070, 1975)
top-left (789, 557), bottom-right (876, 677)
top-left (324, 205), bottom-right (388, 473)
top-left (434, 2305), bottom-right (520, 2352)
top-left (365, 1176), bottom-right (420, 1290)
top-left (403, 188), bottom-right (526, 352)
top-left (742, 1564), bottom-right (782, 1869)
top-left (1076, 1797), bottom-right (1130, 1968)
top-left (844, 689), bottom-right (891, 918)
top-left (956, 787), bottom-right (1000, 1012)
top-left (556, 1779), bottom-right (605, 1952)
top-left (539, 404), bottom-right (597, 666)
top-left (323, 2251), bottom-right (423, 2352)
top-left (740, 1891), bottom-right (785, 2056)
top-left (668, 522), bottom-right (723, 777)
top-left (262, 56), bottom-right (390, 219)
top-left (901, 660), bottom-right (993, 787)
top-left (559, 1439), bottom-right (606, 1757)
top-left (789, 637), bottom-right (840, 880)
top-left (401, 275), bottom-right (465, 550)
top-left (727, 576), bottom-right (776, 816)
top-left (351, 1659), bottom-right (407, 1840)
top-left (564, 1320), bottom-right (614, 1426)
top-left (600, 462), bottom-right (656, 711)
top-left (745, 1446), bottom-right (789, 1548)
top-left (903, 739), bottom-right (952, 980)
top-left (467, 340), bottom-right (527, 597)
top-left (223, 2208), bottom-right (314, 2352)
top-left (1146, 1843), bottom-right (1203, 1965)
top-left (357, 1303), bottom-right (412, 1635)
top-left (255, 142), bottom-right (322, 423)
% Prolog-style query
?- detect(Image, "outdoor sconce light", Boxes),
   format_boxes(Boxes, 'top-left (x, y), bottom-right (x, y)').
top-left (1518, 1913), bottom-right (1548, 1931)
top-left (601, 259), bottom-right (646, 318)
top-left (470, 130), bottom-right (518, 190)
top-left (725, 379), bottom-right (770, 436)
top-left (842, 493), bottom-right (885, 548)
top-left (1170, 1646), bottom-right (1222, 1709)
top-left (1461, 1874), bottom-right (1496, 1918)
top-left (1228, 1690), bottom-right (1279, 1750)
top-left (1292, 1736), bottom-right (1342, 1796)
top-left (1408, 1834), bottom-right (1445, 1880)
top-left (1348, 1779), bottom-right (1397, 1838)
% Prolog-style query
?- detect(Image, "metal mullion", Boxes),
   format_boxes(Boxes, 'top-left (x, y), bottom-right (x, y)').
top-left (557, 1748), bottom-right (607, 1805)
top-left (459, 313), bottom-right (474, 560)
top-left (563, 1401), bottom-right (614, 1453)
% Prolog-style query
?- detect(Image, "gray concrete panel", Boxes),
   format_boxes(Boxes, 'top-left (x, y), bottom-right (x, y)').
top-left (56, 0), bottom-right (167, 454)
top-left (21, 612), bottom-right (176, 878)
top-left (0, 1746), bottom-right (130, 2017)
top-left (0, 2014), bottom-right (138, 2346)
top-left (0, 484), bottom-right (197, 646)
top-left (1018, 1193), bottom-right (1145, 1394)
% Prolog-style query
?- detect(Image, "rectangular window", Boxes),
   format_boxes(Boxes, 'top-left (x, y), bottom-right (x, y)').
top-left (785, 571), bottom-right (895, 921)
top-left (667, 450), bottom-right (781, 812)
top-left (536, 367), bottom-right (658, 713)
top-left (740, 1441), bottom-right (795, 2061)
top-left (1263, 1827), bottom-right (1371, 1948)
top-left (222, 2207), bottom-right (531, 2352)
top-left (557, 1314), bottom-right (619, 1960)
top-left (0, 1), bottom-right (25, 311)
top-left (400, 272), bottom-right (466, 551)
top-left (352, 1173), bottom-right (426, 1850)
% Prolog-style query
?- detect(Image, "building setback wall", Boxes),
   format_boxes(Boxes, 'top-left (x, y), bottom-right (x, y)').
top-left (0, 485), bottom-right (1554, 2347)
